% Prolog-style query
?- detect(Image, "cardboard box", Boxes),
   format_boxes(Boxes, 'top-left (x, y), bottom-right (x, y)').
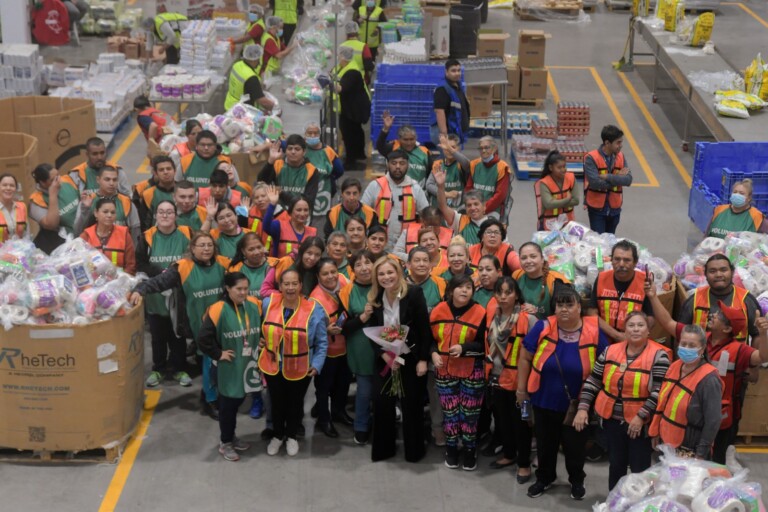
top-left (0, 133), bottom-right (38, 200)
top-left (0, 97), bottom-right (97, 175)
top-left (467, 85), bottom-right (494, 118)
top-left (423, 7), bottom-right (450, 58)
top-left (738, 368), bottom-right (768, 436)
top-left (520, 67), bottom-right (548, 100)
top-left (518, 29), bottom-right (548, 68)
top-left (230, 150), bottom-right (268, 186)
top-left (477, 33), bottom-right (510, 57)
top-left (649, 277), bottom-right (677, 342)
top-left (124, 41), bottom-right (142, 60)
top-left (493, 59), bottom-right (521, 101)
top-left (0, 304), bottom-right (145, 454)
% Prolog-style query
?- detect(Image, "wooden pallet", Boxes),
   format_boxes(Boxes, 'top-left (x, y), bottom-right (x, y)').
top-left (737, 434), bottom-right (768, 446)
top-left (582, 3), bottom-right (597, 11)
top-left (515, 4), bottom-right (582, 18)
top-left (0, 444), bottom-right (125, 464)
top-left (605, 0), bottom-right (632, 10)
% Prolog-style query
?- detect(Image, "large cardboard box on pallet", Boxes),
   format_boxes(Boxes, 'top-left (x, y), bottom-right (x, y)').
top-left (493, 55), bottom-right (521, 101)
top-left (0, 304), bottom-right (145, 458)
top-left (229, 150), bottom-right (268, 186)
top-left (0, 133), bottom-right (39, 201)
top-left (520, 67), bottom-right (548, 100)
top-left (477, 33), bottom-right (510, 57)
top-left (518, 29), bottom-right (548, 68)
top-left (0, 97), bottom-right (96, 174)
top-left (467, 85), bottom-right (494, 118)
top-left (738, 368), bottom-right (768, 438)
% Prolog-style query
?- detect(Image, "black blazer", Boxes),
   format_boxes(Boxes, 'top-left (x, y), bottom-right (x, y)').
top-left (370, 284), bottom-right (431, 362)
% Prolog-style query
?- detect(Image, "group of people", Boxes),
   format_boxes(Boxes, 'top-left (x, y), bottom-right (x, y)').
top-left (2, 109), bottom-right (765, 499)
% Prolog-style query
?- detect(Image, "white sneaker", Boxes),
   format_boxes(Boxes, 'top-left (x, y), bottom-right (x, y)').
top-left (286, 437), bottom-right (299, 457)
top-left (267, 437), bottom-right (283, 456)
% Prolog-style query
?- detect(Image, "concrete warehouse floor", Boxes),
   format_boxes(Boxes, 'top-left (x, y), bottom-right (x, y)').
top-left (4, 2), bottom-right (768, 511)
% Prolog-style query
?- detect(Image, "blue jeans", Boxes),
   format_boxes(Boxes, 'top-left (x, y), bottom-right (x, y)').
top-left (202, 355), bottom-right (218, 403)
top-left (588, 208), bottom-right (621, 234)
top-left (354, 374), bottom-right (373, 432)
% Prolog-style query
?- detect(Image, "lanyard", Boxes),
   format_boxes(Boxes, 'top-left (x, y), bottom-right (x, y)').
top-left (234, 303), bottom-right (251, 346)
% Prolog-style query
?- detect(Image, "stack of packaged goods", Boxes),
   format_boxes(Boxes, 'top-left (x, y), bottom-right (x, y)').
top-left (180, 20), bottom-right (216, 75)
top-left (0, 44), bottom-right (44, 98)
top-left (214, 17), bottom-right (248, 40)
top-left (557, 101), bottom-right (590, 139)
top-left (48, 52), bottom-right (146, 132)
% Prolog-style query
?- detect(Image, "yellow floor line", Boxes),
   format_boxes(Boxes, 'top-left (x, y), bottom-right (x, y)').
top-left (548, 72), bottom-right (561, 105)
top-left (617, 71), bottom-right (692, 187)
top-left (111, 124), bottom-right (141, 165)
top-left (588, 66), bottom-right (660, 188)
top-left (736, 446), bottom-right (768, 454)
top-left (98, 390), bottom-right (161, 512)
top-left (723, 2), bottom-right (768, 28)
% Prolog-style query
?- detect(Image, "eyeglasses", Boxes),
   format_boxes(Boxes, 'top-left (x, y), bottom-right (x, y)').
top-left (156, 210), bottom-right (176, 217)
top-left (478, 145), bottom-right (493, 151)
top-left (194, 243), bottom-right (215, 249)
top-left (484, 230), bottom-right (502, 236)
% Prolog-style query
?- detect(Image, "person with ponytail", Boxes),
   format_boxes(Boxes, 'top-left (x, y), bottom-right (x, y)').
top-left (514, 242), bottom-right (571, 319)
top-left (534, 150), bottom-right (579, 231)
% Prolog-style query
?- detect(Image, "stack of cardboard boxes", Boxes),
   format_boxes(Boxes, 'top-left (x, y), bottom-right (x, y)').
top-left (466, 32), bottom-right (510, 118)
top-left (107, 36), bottom-right (166, 61)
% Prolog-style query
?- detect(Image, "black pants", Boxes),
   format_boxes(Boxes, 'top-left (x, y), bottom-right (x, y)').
top-left (219, 395), bottom-right (246, 444)
top-left (265, 374), bottom-right (311, 440)
top-left (165, 45), bottom-right (180, 65)
top-left (492, 388), bottom-right (532, 467)
top-left (712, 422), bottom-right (739, 464)
top-left (533, 406), bottom-right (588, 485)
top-left (602, 418), bottom-right (653, 490)
top-left (148, 314), bottom-right (186, 372)
top-left (283, 23), bottom-right (297, 45)
top-left (339, 115), bottom-right (366, 162)
top-left (314, 355), bottom-right (351, 424)
top-left (371, 353), bottom-right (427, 462)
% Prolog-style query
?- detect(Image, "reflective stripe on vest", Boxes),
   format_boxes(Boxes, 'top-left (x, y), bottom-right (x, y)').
top-left (596, 270), bottom-right (647, 332)
top-left (584, 149), bottom-right (625, 210)
top-left (258, 295), bottom-right (314, 380)
top-left (0, 202), bottom-right (27, 242)
top-left (374, 177), bottom-right (416, 230)
top-left (693, 286), bottom-right (750, 342)
top-left (310, 286), bottom-right (346, 358)
top-left (430, 301), bottom-right (486, 378)
top-left (225, 60), bottom-right (259, 110)
top-left (359, 6), bottom-right (383, 48)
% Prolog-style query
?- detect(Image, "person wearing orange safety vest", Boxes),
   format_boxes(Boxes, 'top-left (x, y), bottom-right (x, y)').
top-left (678, 254), bottom-right (761, 344)
top-left (361, 149), bottom-right (429, 251)
top-left (70, 137), bottom-right (130, 196)
top-left (133, 95), bottom-right (171, 145)
top-left (80, 197), bottom-right (136, 274)
top-left (535, 150), bottom-right (579, 231)
top-left (574, 311), bottom-right (671, 490)
top-left (583, 125), bottom-right (632, 235)
top-left (646, 273), bottom-right (768, 464)
top-left (0, 174), bottom-right (29, 242)
top-left (484, 277), bottom-right (537, 480)
top-left (310, 258), bottom-right (351, 438)
top-left (393, 205), bottom-right (452, 262)
top-left (324, 177), bottom-right (378, 239)
top-left (375, 114), bottom-right (433, 189)
top-left (259, 267), bottom-right (328, 457)
top-left (517, 286), bottom-right (609, 500)
top-left (261, 188), bottom-right (318, 259)
top-left (587, 240), bottom-right (655, 344)
top-left (467, 218), bottom-right (521, 276)
top-left (430, 275), bottom-right (487, 470)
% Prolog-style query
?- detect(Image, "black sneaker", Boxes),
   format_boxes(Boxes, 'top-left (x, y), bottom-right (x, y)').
top-left (444, 446), bottom-right (459, 469)
top-left (527, 481), bottom-right (552, 498)
top-left (462, 449), bottom-right (478, 471)
top-left (570, 483), bottom-right (586, 501)
top-left (353, 431), bottom-right (369, 445)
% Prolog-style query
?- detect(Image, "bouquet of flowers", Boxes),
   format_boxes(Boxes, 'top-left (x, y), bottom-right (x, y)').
top-left (363, 325), bottom-right (410, 397)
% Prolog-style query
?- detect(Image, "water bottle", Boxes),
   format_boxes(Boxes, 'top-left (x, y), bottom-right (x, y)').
top-left (521, 399), bottom-right (531, 421)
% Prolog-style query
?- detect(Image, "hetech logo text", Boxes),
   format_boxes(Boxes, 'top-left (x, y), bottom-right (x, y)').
top-left (0, 348), bottom-right (76, 370)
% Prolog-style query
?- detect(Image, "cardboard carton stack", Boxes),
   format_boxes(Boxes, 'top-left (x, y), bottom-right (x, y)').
top-left (518, 30), bottom-right (548, 101)
top-left (180, 20), bottom-right (216, 74)
top-left (107, 36), bottom-right (148, 60)
top-left (466, 32), bottom-right (510, 118)
top-left (0, 44), bottom-right (44, 98)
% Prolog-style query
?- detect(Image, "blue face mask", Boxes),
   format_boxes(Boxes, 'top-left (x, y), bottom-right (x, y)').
top-left (248, 13), bottom-right (258, 22)
top-left (277, 29), bottom-right (284, 37)
top-left (482, 154), bottom-right (494, 163)
top-left (730, 192), bottom-right (747, 208)
top-left (677, 346), bottom-right (701, 363)
top-left (306, 136), bottom-right (320, 146)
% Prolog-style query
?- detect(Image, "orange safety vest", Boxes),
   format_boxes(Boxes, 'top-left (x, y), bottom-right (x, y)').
top-left (649, 359), bottom-right (721, 448)
top-left (596, 270), bottom-right (647, 333)
top-left (276, 217), bottom-right (318, 258)
top-left (512, 268), bottom-right (571, 292)
top-left (373, 176), bottom-right (417, 231)
top-left (247, 205), bottom-right (274, 253)
top-left (469, 242), bottom-right (514, 272)
top-left (0, 201), bottom-right (27, 242)
top-left (584, 149), bottom-right (625, 210)
top-left (594, 340), bottom-right (670, 423)
top-left (405, 223), bottom-right (453, 253)
top-left (693, 286), bottom-right (750, 342)
top-left (133, 178), bottom-right (153, 200)
top-left (708, 339), bottom-right (744, 429)
top-left (197, 187), bottom-right (242, 208)
top-left (258, 295), bottom-right (316, 380)
top-left (173, 141), bottom-right (194, 159)
top-left (327, 203), bottom-right (376, 231)
top-left (484, 307), bottom-right (532, 391)
top-left (138, 107), bottom-right (170, 143)
top-left (534, 172), bottom-right (576, 229)
top-left (80, 224), bottom-right (129, 269)
top-left (71, 160), bottom-right (121, 186)
top-left (430, 301), bottom-right (486, 378)
top-left (528, 316), bottom-right (599, 394)
top-left (309, 286), bottom-right (346, 358)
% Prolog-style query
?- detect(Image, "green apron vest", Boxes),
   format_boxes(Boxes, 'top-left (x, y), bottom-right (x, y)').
top-left (276, 162), bottom-right (309, 196)
top-left (89, 195), bottom-right (129, 226)
top-left (177, 208), bottom-right (203, 231)
top-left (345, 282), bottom-right (374, 375)
top-left (182, 262), bottom-right (226, 337)
top-left (406, 148), bottom-right (429, 187)
top-left (240, 261), bottom-right (271, 298)
top-left (473, 287), bottom-right (494, 308)
top-left (432, 160), bottom-right (463, 208)
top-left (42, 180), bottom-right (79, 234)
top-left (216, 230), bottom-right (245, 259)
top-left (306, 147), bottom-right (334, 219)
top-left (417, 277), bottom-right (443, 312)
top-left (146, 228), bottom-right (190, 316)
top-left (460, 216), bottom-right (481, 245)
top-left (185, 155), bottom-right (222, 188)
top-left (517, 274), bottom-right (552, 319)
top-left (708, 208), bottom-right (761, 239)
top-left (213, 300), bottom-right (262, 398)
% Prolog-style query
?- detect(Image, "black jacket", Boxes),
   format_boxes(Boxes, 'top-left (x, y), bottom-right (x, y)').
top-left (369, 284), bottom-right (431, 362)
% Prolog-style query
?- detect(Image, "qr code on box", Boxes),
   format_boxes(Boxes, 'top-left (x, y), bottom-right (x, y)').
top-left (28, 426), bottom-right (46, 443)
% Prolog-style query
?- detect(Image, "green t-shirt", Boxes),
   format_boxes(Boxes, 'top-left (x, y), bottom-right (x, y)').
top-left (344, 282), bottom-right (374, 376)
top-left (708, 207), bottom-right (761, 239)
top-left (517, 274), bottom-right (552, 319)
top-left (473, 287), bottom-right (494, 308)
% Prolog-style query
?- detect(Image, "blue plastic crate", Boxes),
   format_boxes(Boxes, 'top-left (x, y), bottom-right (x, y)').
top-left (688, 181), bottom-right (719, 233)
top-left (720, 167), bottom-right (768, 202)
top-left (371, 122), bottom-right (431, 146)
top-left (693, 142), bottom-right (768, 198)
top-left (372, 83), bottom-right (436, 104)
top-left (376, 63), bottom-right (454, 84)
top-left (753, 193), bottom-right (768, 213)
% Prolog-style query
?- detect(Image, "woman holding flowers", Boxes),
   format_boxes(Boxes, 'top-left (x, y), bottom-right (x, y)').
top-left (430, 275), bottom-right (487, 471)
top-left (367, 256), bottom-right (431, 463)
